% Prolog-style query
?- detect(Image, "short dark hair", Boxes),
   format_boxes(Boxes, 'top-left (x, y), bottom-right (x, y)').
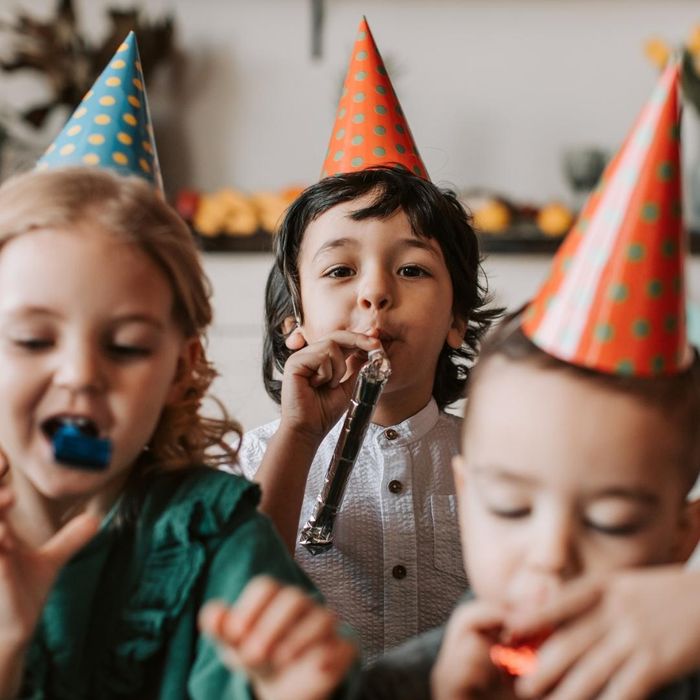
top-left (263, 166), bottom-right (502, 408)
top-left (469, 310), bottom-right (700, 493)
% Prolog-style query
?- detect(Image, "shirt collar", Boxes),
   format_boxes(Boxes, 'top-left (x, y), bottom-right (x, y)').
top-left (367, 397), bottom-right (440, 447)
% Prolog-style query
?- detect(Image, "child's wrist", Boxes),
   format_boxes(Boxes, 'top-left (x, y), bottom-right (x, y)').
top-left (0, 640), bottom-right (28, 699)
top-left (276, 421), bottom-right (325, 452)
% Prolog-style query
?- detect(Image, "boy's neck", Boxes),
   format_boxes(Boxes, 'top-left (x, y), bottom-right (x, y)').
top-left (372, 391), bottom-right (434, 427)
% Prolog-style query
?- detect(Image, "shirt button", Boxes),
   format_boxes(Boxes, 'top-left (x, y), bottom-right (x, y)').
top-left (392, 564), bottom-right (407, 579)
top-left (388, 479), bottom-right (403, 494)
top-left (384, 428), bottom-right (399, 440)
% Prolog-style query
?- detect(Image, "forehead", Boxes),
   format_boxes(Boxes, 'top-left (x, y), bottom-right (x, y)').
top-left (464, 356), bottom-right (686, 492)
top-left (299, 193), bottom-right (442, 260)
top-left (0, 227), bottom-right (173, 315)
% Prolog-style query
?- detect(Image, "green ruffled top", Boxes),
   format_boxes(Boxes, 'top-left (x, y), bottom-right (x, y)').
top-left (19, 468), bottom-right (316, 700)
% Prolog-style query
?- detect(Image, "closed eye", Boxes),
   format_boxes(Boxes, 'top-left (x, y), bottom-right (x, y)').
top-left (585, 519), bottom-right (647, 537)
top-left (107, 344), bottom-right (152, 359)
top-left (13, 338), bottom-right (53, 351)
top-left (489, 507), bottom-right (531, 519)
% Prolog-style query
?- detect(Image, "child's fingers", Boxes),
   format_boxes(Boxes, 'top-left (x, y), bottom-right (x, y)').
top-left (0, 490), bottom-right (17, 552)
top-left (515, 612), bottom-right (605, 698)
top-left (285, 327), bottom-right (306, 351)
top-left (507, 577), bottom-right (603, 638)
top-left (234, 584), bottom-right (316, 668)
top-left (40, 512), bottom-right (100, 571)
top-left (289, 343), bottom-right (349, 390)
top-left (534, 637), bottom-right (627, 700)
top-left (0, 521), bottom-right (16, 553)
top-left (221, 576), bottom-right (283, 646)
top-left (0, 487), bottom-right (14, 513)
top-left (198, 600), bottom-right (251, 673)
top-left (315, 635), bottom-right (358, 681)
top-left (270, 603), bottom-right (339, 666)
top-left (198, 600), bottom-right (229, 639)
top-left (309, 349), bottom-right (346, 389)
top-left (289, 329), bottom-right (381, 356)
top-left (445, 600), bottom-right (506, 643)
top-left (280, 636), bottom-right (357, 700)
top-left (595, 655), bottom-right (658, 700)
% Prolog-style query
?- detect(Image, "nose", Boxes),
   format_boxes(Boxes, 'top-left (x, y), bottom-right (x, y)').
top-left (526, 511), bottom-right (581, 581)
top-left (54, 338), bottom-right (106, 394)
top-left (357, 266), bottom-right (393, 312)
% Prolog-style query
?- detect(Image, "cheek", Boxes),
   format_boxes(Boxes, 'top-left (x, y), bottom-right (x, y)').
top-left (117, 359), bottom-right (178, 424)
top-left (0, 359), bottom-right (42, 422)
top-left (461, 495), bottom-right (517, 600)
top-left (591, 520), bottom-right (684, 570)
top-left (302, 297), bottom-right (352, 336)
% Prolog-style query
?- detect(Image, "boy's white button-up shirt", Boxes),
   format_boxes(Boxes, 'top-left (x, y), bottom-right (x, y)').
top-left (235, 399), bottom-right (468, 661)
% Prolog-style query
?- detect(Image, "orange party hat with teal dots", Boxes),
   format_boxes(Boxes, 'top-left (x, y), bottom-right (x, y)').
top-left (522, 62), bottom-right (690, 377)
top-left (36, 31), bottom-right (162, 191)
top-left (320, 17), bottom-right (428, 180)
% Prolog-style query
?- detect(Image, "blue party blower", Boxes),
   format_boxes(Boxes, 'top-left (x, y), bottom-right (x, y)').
top-left (52, 422), bottom-right (112, 471)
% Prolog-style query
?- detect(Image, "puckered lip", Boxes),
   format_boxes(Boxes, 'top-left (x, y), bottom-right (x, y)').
top-left (367, 328), bottom-right (395, 354)
top-left (41, 414), bottom-right (102, 440)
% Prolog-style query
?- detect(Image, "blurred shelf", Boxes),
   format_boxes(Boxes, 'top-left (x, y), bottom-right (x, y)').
top-left (193, 229), bottom-right (273, 253)
top-left (191, 226), bottom-right (700, 255)
top-left (478, 227), bottom-right (700, 255)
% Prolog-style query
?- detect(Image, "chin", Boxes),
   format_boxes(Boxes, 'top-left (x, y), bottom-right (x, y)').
top-left (28, 461), bottom-right (105, 497)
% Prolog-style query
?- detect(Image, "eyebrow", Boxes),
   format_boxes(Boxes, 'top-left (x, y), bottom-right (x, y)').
top-left (311, 235), bottom-right (442, 263)
top-left (471, 465), bottom-right (540, 486)
top-left (471, 465), bottom-right (659, 505)
top-left (2, 306), bottom-right (166, 331)
top-left (588, 487), bottom-right (659, 506)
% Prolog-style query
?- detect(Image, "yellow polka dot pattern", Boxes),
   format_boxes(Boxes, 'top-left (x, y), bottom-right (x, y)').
top-left (36, 31), bottom-right (162, 191)
top-left (320, 17), bottom-right (428, 180)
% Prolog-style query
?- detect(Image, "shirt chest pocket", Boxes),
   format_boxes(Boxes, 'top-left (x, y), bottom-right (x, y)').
top-left (430, 494), bottom-right (467, 581)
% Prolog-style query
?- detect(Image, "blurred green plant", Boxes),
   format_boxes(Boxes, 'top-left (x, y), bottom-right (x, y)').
top-left (0, 0), bottom-right (175, 129)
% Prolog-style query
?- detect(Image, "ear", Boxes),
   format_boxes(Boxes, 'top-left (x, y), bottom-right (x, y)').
top-left (166, 337), bottom-right (202, 406)
top-left (446, 314), bottom-right (468, 350)
top-left (281, 315), bottom-right (297, 335)
top-left (673, 497), bottom-right (700, 564)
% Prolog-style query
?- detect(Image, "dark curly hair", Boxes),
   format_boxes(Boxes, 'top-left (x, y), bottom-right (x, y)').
top-left (263, 165), bottom-right (502, 409)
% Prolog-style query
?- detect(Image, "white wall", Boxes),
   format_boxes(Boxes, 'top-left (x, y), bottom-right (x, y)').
top-left (3, 0), bottom-right (700, 208)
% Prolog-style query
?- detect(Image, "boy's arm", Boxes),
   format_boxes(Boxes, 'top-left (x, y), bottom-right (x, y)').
top-left (252, 425), bottom-right (323, 554)
top-left (253, 331), bottom-right (380, 553)
top-left (508, 566), bottom-right (700, 700)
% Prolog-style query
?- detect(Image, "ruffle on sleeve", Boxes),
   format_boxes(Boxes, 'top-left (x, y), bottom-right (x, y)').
top-left (103, 470), bottom-right (260, 696)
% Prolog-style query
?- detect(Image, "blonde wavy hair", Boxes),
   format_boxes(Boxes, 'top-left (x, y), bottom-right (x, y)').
top-left (0, 166), bottom-right (240, 477)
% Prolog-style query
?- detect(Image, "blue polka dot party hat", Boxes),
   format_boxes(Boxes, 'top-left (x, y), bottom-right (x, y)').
top-left (523, 62), bottom-right (690, 377)
top-left (36, 31), bottom-right (163, 191)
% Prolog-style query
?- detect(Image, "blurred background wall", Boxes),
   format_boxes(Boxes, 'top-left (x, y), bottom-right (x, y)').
top-left (1, 0), bottom-right (699, 210)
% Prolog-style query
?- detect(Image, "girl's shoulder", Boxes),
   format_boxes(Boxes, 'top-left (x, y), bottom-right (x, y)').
top-left (136, 467), bottom-right (262, 545)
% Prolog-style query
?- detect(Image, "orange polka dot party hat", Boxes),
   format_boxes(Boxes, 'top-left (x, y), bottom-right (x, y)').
top-left (522, 62), bottom-right (691, 377)
top-left (36, 31), bottom-right (163, 192)
top-left (320, 17), bottom-right (428, 180)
